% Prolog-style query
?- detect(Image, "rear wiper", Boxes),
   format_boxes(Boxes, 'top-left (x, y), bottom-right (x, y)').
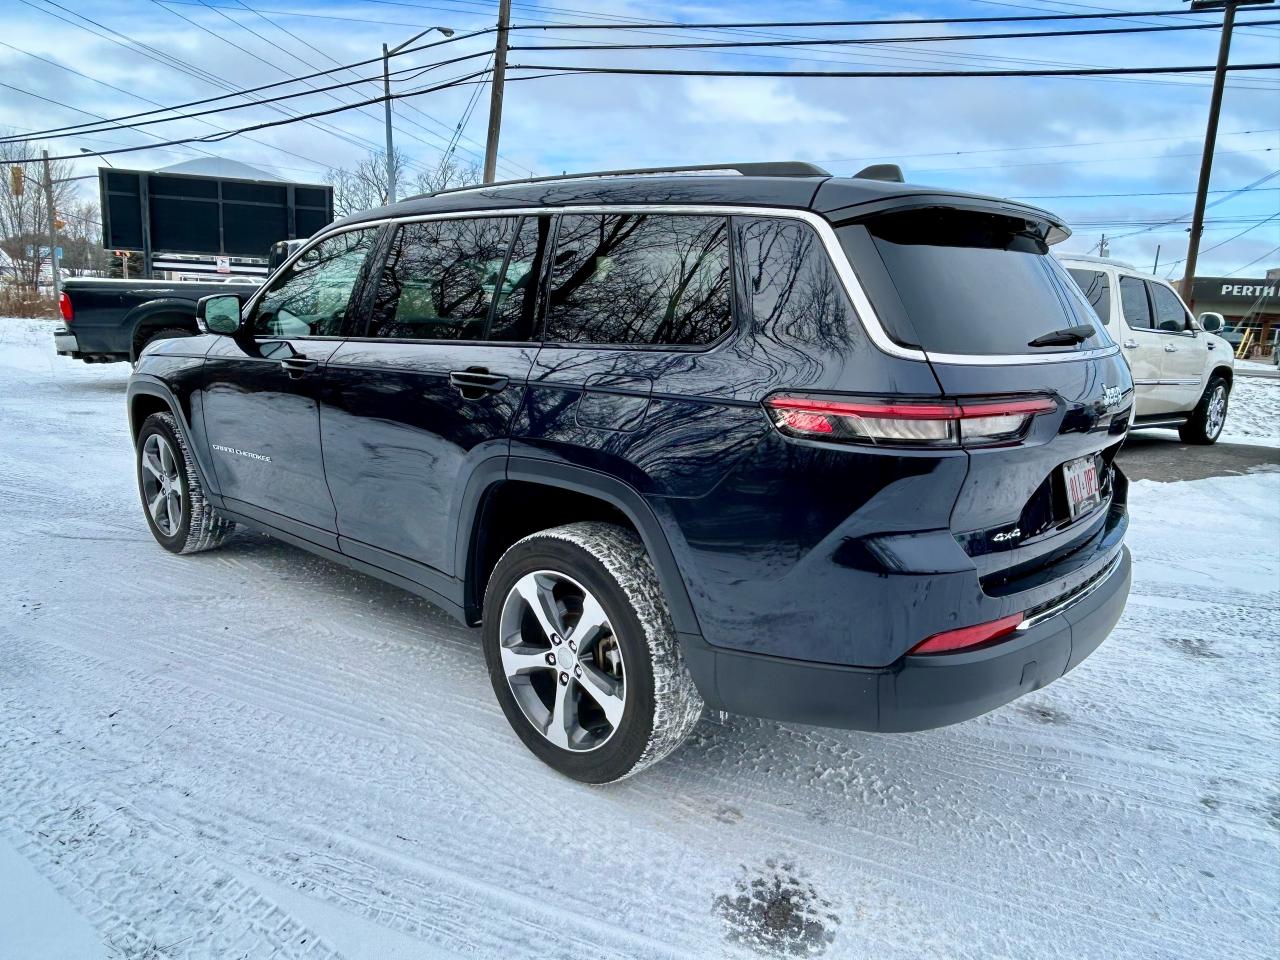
top-left (1027, 324), bottom-right (1095, 348)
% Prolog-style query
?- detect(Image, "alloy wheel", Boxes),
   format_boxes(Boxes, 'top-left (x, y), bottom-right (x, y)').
top-left (498, 570), bottom-right (626, 752)
top-left (140, 433), bottom-right (184, 537)
top-left (1207, 384), bottom-right (1227, 438)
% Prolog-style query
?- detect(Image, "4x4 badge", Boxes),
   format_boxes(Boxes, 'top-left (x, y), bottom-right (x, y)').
top-left (993, 528), bottom-right (1021, 543)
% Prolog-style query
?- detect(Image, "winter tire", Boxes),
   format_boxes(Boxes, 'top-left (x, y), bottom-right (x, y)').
top-left (482, 522), bottom-right (704, 783)
top-left (134, 327), bottom-right (192, 366)
top-left (136, 411), bottom-right (234, 554)
top-left (1179, 375), bottom-right (1229, 445)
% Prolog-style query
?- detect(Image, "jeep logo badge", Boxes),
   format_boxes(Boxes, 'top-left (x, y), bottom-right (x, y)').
top-left (1101, 385), bottom-right (1122, 409)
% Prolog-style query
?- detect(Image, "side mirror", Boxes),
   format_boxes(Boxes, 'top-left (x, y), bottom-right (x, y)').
top-left (1198, 311), bottom-right (1225, 334)
top-left (197, 294), bottom-right (243, 335)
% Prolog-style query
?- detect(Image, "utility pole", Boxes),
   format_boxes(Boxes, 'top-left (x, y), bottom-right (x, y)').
top-left (1153, 244), bottom-right (1162, 274)
top-left (1099, 234), bottom-right (1110, 258)
top-left (41, 149), bottom-right (60, 304)
top-left (1180, 0), bottom-right (1259, 308)
top-left (382, 42), bottom-right (397, 204)
top-left (483, 0), bottom-right (512, 184)
top-left (381, 26), bottom-right (454, 204)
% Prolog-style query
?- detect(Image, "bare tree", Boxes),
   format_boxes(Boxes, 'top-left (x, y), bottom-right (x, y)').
top-left (60, 199), bottom-right (106, 277)
top-left (412, 155), bottom-right (481, 196)
top-left (326, 147), bottom-right (481, 218)
top-left (0, 135), bottom-right (77, 289)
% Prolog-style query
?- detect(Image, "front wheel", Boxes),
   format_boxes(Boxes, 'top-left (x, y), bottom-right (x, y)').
top-left (482, 522), bottom-right (704, 783)
top-left (1179, 376), bottom-right (1229, 445)
top-left (136, 412), bottom-right (234, 554)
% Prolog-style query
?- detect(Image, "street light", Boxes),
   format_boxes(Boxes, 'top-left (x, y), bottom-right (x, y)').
top-left (383, 26), bottom-right (455, 203)
top-left (81, 147), bottom-right (113, 168)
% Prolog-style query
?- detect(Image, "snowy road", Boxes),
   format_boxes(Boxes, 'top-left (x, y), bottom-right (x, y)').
top-left (1, 319), bottom-right (1277, 960)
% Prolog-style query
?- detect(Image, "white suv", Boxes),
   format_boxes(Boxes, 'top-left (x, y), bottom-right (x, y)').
top-left (1061, 255), bottom-right (1234, 444)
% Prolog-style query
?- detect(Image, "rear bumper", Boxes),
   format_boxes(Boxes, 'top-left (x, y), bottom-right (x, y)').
top-left (684, 544), bottom-right (1131, 731)
top-left (53, 327), bottom-right (79, 356)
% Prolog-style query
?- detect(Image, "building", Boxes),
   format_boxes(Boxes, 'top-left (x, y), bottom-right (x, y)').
top-left (1187, 270), bottom-right (1279, 357)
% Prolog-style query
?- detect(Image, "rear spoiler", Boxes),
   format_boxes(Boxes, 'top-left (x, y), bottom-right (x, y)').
top-left (823, 192), bottom-right (1071, 245)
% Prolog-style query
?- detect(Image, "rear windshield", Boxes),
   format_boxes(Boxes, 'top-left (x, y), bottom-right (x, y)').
top-left (854, 209), bottom-right (1107, 356)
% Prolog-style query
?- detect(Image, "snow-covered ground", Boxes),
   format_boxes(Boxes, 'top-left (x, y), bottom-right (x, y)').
top-left (1223, 375), bottom-right (1280, 444)
top-left (1, 317), bottom-right (1277, 960)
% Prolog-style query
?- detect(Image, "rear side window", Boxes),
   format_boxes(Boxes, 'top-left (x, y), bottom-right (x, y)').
top-left (544, 213), bottom-right (732, 346)
top-left (1066, 268), bottom-right (1111, 325)
top-left (737, 216), bottom-right (859, 351)
top-left (368, 217), bottom-right (519, 341)
top-left (856, 209), bottom-right (1106, 355)
top-left (1119, 276), bottom-right (1153, 329)
top-left (1149, 282), bottom-right (1190, 332)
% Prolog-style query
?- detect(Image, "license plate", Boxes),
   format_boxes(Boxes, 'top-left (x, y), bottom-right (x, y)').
top-left (1063, 455), bottom-right (1102, 519)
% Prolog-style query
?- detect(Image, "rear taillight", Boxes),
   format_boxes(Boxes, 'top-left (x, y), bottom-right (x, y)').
top-left (910, 613), bottom-right (1024, 655)
top-left (764, 395), bottom-right (1057, 448)
top-left (58, 291), bottom-right (73, 322)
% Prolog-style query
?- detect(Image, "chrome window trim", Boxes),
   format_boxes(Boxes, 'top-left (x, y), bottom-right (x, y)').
top-left (282, 205), bottom-right (1120, 367)
top-left (242, 222), bottom-right (386, 331)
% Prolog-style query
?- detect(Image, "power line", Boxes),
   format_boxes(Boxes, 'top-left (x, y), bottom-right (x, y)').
top-left (1161, 214), bottom-right (1280, 272)
top-left (16, 0), bottom-right (378, 174)
top-left (1226, 243), bottom-right (1280, 277)
top-left (507, 60), bottom-right (1280, 80)
top-left (222, 0), bottom-right (526, 179)
top-left (0, 50), bottom-right (491, 145)
top-left (508, 17), bottom-right (1280, 51)
top-left (494, 4), bottom-right (1280, 30)
top-left (832, 128), bottom-right (1280, 165)
top-left (11, 68), bottom-right (495, 164)
top-left (1108, 170), bottom-right (1280, 240)
top-left (7, 3), bottom-right (488, 142)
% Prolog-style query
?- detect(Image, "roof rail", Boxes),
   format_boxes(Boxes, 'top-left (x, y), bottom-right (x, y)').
top-left (426, 161), bottom-right (832, 197)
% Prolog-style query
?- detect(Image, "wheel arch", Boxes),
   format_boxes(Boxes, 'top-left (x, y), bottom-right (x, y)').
top-left (458, 457), bottom-right (701, 638)
top-left (127, 376), bottom-right (221, 500)
top-left (126, 299), bottom-right (200, 362)
top-left (1209, 364), bottom-right (1233, 389)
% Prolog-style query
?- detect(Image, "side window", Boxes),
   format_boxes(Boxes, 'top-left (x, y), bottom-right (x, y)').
top-left (489, 215), bottom-right (550, 342)
top-left (368, 217), bottom-right (519, 341)
top-left (1119, 276), bottom-right (1153, 330)
top-left (738, 216), bottom-right (858, 352)
top-left (252, 229), bottom-right (377, 338)
top-left (545, 213), bottom-right (732, 346)
top-left (1149, 282), bottom-right (1191, 333)
top-left (1067, 268), bottom-right (1111, 325)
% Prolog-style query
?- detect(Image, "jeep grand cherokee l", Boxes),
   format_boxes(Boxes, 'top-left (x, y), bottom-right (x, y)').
top-left (126, 161), bottom-right (1133, 783)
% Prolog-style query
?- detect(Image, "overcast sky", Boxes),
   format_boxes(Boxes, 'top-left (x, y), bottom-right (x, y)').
top-left (2, 0), bottom-right (1277, 277)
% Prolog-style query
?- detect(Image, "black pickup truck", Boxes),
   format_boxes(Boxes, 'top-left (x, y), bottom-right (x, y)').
top-left (54, 276), bottom-right (260, 364)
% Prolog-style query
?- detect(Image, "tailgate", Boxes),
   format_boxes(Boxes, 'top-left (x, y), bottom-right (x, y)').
top-left (835, 204), bottom-right (1134, 584)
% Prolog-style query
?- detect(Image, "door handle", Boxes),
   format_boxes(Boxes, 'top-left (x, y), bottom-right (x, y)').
top-left (280, 356), bottom-right (319, 379)
top-left (1122, 339), bottom-right (1138, 349)
top-left (449, 368), bottom-right (509, 399)
top-left (1164, 344), bottom-right (1178, 353)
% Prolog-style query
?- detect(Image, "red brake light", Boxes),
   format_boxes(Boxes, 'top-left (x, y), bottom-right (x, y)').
top-left (764, 395), bottom-right (1056, 447)
top-left (910, 613), bottom-right (1024, 655)
top-left (58, 291), bottom-right (73, 322)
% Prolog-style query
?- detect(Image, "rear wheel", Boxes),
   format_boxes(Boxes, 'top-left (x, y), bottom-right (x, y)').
top-left (134, 326), bottom-right (192, 366)
top-left (482, 522), bottom-right (704, 783)
top-left (1179, 376), bottom-right (1229, 445)
top-left (136, 412), bottom-right (234, 554)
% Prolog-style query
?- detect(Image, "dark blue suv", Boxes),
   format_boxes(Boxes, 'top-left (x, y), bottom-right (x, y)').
top-left (127, 162), bottom-right (1133, 782)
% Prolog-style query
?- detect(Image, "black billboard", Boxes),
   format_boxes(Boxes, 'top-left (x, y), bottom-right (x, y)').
top-left (99, 168), bottom-right (333, 259)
